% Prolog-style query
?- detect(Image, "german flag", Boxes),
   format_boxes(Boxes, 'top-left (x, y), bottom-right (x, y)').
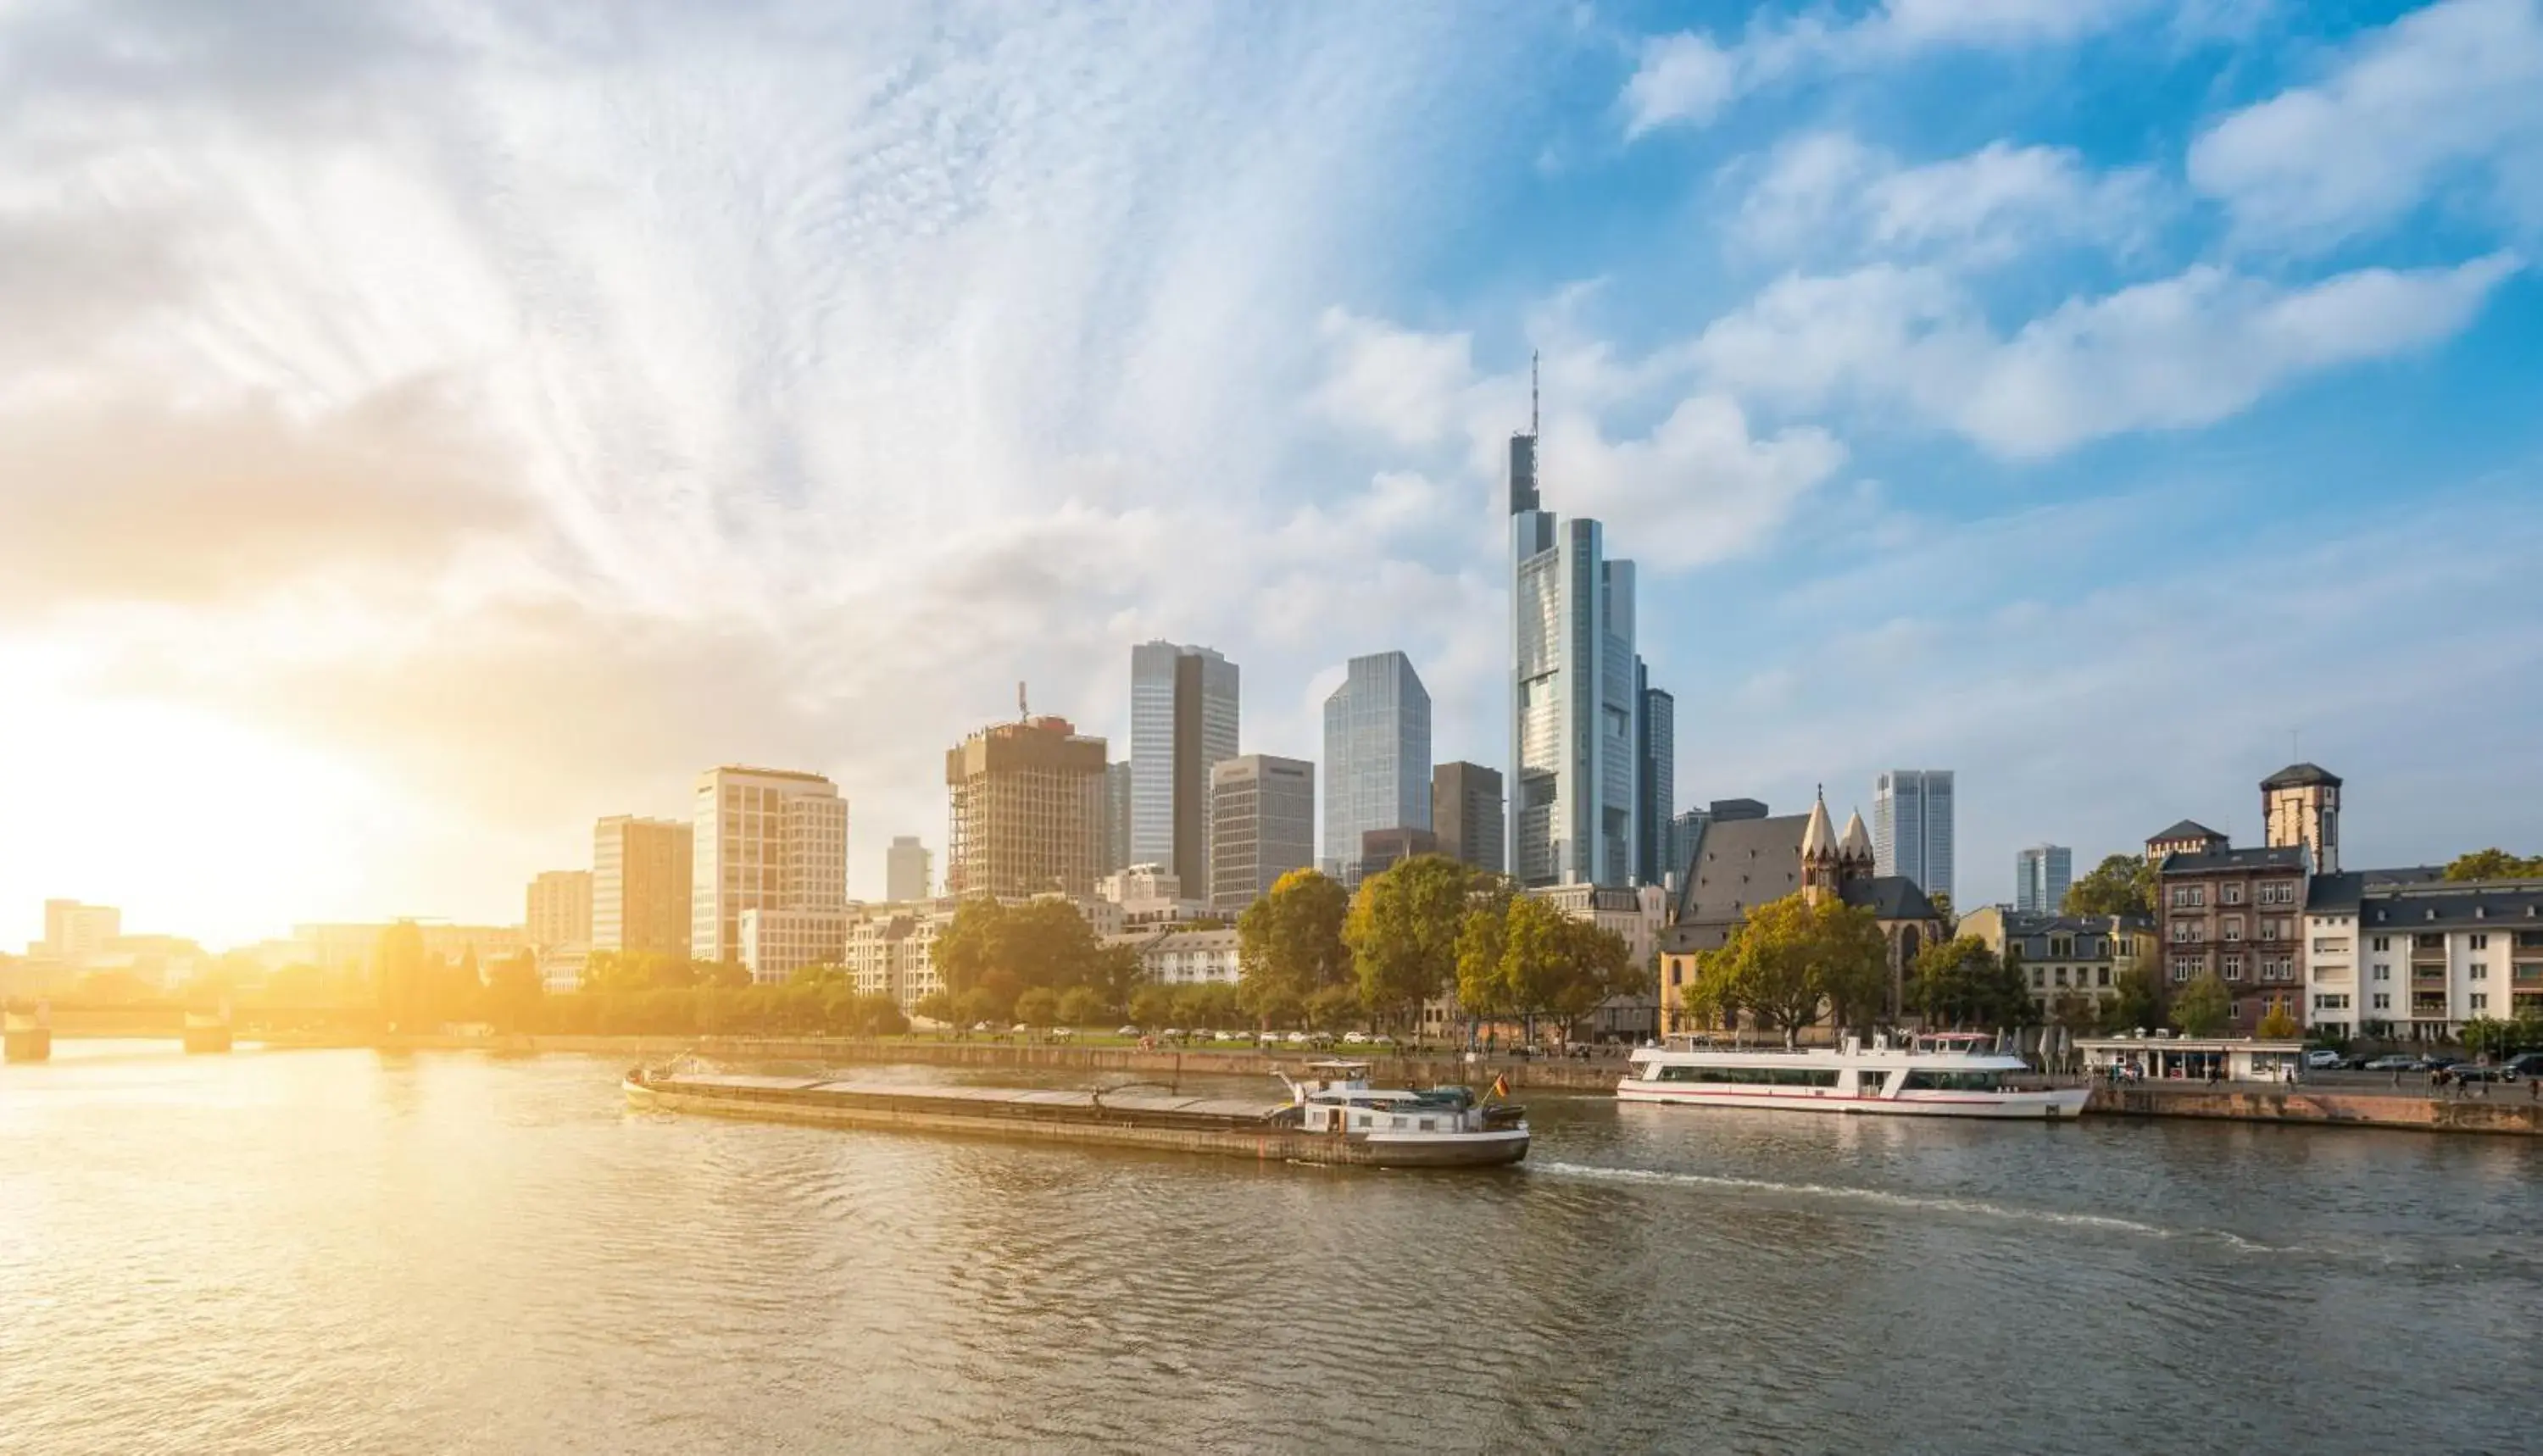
top-left (1489, 1073), bottom-right (1510, 1102)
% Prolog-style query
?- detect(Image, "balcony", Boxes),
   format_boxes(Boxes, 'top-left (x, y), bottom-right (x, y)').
top-left (2411, 969), bottom-right (2447, 987)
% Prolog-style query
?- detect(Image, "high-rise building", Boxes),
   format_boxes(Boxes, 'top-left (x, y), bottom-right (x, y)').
top-left (1129, 642), bottom-right (1239, 893)
top-left (593, 815), bottom-right (692, 959)
top-left (1104, 760), bottom-right (1133, 875)
top-left (945, 715), bottom-right (1110, 899)
top-left (885, 836), bottom-right (933, 903)
top-left (1321, 651), bottom-right (1432, 885)
top-left (1635, 670), bottom-right (1674, 887)
top-left (526, 870), bottom-right (592, 948)
top-left (1431, 762), bottom-right (1505, 874)
top-left (36, 899), bottom-right (120, 962)
top-left (1872, 770), bottom-right (1955, 902)
top-left (2015, 844), bottom-right (2073, 914)
top-left (1666, 806), bottom-right (1711, 889)
top-left (692, 766), bottom-right (848, 973)
top-left (1510, 377), bottom-right (1639, 888)
top-left (1359, 825), bottom-right (1441, 881)
top-left (1209, 754), bottom-right (1316, 914)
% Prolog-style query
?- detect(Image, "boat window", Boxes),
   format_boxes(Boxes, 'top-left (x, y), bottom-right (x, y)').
top-left (1667, 1065), bottom-right (1839, 1087)
top-left (1901, 1070), bottom-right (2005, 1092)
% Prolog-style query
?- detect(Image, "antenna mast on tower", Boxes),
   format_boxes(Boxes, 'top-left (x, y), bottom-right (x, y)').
top-left (1018, 681), bottom-right (1028, 722)
top-left (1530, 349), bottom-right (1539, 436)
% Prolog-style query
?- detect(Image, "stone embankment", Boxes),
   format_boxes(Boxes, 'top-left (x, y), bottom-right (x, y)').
top-left (2086, 1085), bottom-right (2543, 1136)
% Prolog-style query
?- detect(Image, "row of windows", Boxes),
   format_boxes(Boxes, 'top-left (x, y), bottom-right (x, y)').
top-left (1651, 1065), bottom-right (1842, 1087)
top-left (2030, 965), bottom-right (2116, 989)
top-left (2168, 881), bottom-right (2299, 909)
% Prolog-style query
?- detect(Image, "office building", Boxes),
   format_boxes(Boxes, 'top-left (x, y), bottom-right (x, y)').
top-left (35, 899), bottom-right (120, 963)
top-left (692, 766), bottom-right (848, 975)
top-left (2015, 845), bottom-right (2073, 915)
top-left (1510, 381), bottom-right (1639, 888)
top-left (1129, 642), bottom-right (1239, 892)
top-left (1210, 754), bottom-right (1316, 914)
top-left (1665, 807), bottom-right (1710, 889)
top-left (1635, 670), bottom-right (1673, 887)
top-left (1104, 761), bottom-right (1132, 875)
top-left (945, 714), bottom-right (1110, 899)
top-left (1322, 651), bottom-right (1431, 884)
top-left (593, 815), bottom-right (693, 959)
top-left (886, 836), bottom-right (933, 903)
top-left (1431, 762), bottom-right (1505, 874)
top-left (526, 870), bottom-right (592, 948)
top-left (1872, 770), bottom-right (1956, 902)
top-left (1359, 825), bottom-right (1440, 881)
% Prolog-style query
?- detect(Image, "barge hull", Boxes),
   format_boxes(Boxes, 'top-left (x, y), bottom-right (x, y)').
top-left (626, 1079), bottom-right (1527, 1168)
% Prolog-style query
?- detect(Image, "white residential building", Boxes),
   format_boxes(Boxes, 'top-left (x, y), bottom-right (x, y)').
top-left (1110, 926), bottom-right (1241, 986)
top-left (737, 908), bottom-right (847, 984)
top-left (693, 765), bottom-right (848, 978)
top-left (2307, 871), bottom-right (2543, 1040)
top-left (845, 902), bottom-right (954, 1011)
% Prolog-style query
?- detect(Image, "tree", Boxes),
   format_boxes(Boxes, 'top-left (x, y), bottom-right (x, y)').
top-left (2064, 853), bottom-right (2156, 918)
top-left (2255, 1006), bottom-right (2300, 1040)
top-left (2444, 848), bottom-right (2543, 881)
top-left (1174, 982), bottom-right (1239, 1029)
top-left (1127, 984), bottom-right (1177, 1029)
top-left (1345, 856), bottom-right (1474, 1031)
top-left (1014, 986), bottom-right (1060, 1028)
top-left (1307, 982), bottom-right (1364, 1032)
top-left (2106, 949), bottom-right (2167, 1034)
top-left (912, 990), bottom-right (954, 1025)
top-left (1685, 892), bottom-right (1889, 1042)
top-left (1927, 891), bottom-right (1956, 925)
top-left (2459, 1015), bottom-right (2514, 1059)
top-left (485, 952), bottom-right (543, 1032)
top-left (1494, 896), bottom-right (1635, 1041)
top-left (2047, 991), bottom-right (2101, 1036)
top-left (932, 897), bottom-right (1004, 997)
top-left (1909, 936), bottom-right (2034, 1030)
top-left (374, 921), bottom-right (428, 1030)
top-left (953, 987), bottom-right (1001, 1027)
top-left (1056, 985), bottom-right (1106, 1027)
top-left (1237, 869), bottom-right (1351, 1022)
top-left (1453, 878), bottom-right (1517, 1029)
top-left (2170, 974), bottom-right (2231, 1036)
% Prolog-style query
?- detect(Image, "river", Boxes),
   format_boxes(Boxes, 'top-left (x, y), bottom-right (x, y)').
top-left (3, 1042), bottom-right (2537, 1454)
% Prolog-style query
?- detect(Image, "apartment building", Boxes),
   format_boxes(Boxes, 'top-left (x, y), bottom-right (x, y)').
top-left (1959, 907), bottom-right (2157, 1020)
top-left (2151, 824), bottom-right (2307, 1033)
top-left (2307, 874), bottom-right (2543, 1040)
top-left (693, 765), bottom-right (848, 975)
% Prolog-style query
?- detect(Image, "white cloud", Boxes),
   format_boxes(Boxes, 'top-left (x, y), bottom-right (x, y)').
top-left (1694, 253), bottom-right (2522, 458)
top-left (2190, 0), bottom-right (2543, 248)
top-left (1308, 309), bottom-right (1477, 447)
top-left (1552, 395), bottom-right (1847, 571)
top-left (1731, 131), bottom-right (2162, 264)
top-left (1622, 0), bottom-right (2162, 136)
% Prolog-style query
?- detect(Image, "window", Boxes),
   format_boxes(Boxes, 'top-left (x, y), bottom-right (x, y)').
top-left (2312, 937), bottom-right (2349, 953)
top-left (2172, 886), bottom-right (2207, 909)
top-left (2372, 964), bottom-right (2390, 981)
top-left (2096, 966), bottom-right (2112, 987)
top-left (2470, 933), bottom-right (2490, 950)
top-left (2469, 964), bottom-right (2489, 981)
top-left (1901, 1070), bottom-right (2006, 1092)
top-left (2372, 993), bottom-right (2390, 1010)
top-left (2259, 881), bottom-right (2296, 906)
top-left (2031, 968), bottom-right (2045, 989)
top-left (2261, 919), bottom-right (2283, 942)
top-left (2173, 920), bottom-right (2203, 944)
top-left (2222, 883), bottom-right (2245, 905)
top-left (2416, 933), bottom-right (2444, 950)
top-left (2313, 993), bottom-right (2350, 1010)
top-left (2373, 936), bottom-right (2390, 952)
top-left (2471, 993), bottom-right (2489, 1011)
top-left (2054, 966), bottom-right (2070, 987)
top-left (2223, 916), bottom-right (2244, 942)
top-left (2170, 956), bottom-right (2200, 983)
top-left (2223, 955), bottom-right (2243, 981)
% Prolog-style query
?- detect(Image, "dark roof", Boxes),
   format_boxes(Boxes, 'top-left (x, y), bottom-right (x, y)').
top-left (2161, 845), bottom-right (2305, 875)
top-left (2261, 762), bottom-right (2343, 790)
top-left (2306, 865), bottom-right (2445, 912)
top-left (1707, 797), bottom-right (1770, 822)
top-left (1839, 875), bottom-right (1942, 922)
top-left (2149, 820), bottom-right (2223, 844)
top-left (1671, 812), bottom-right (1807, 925)
top-left (2358, 879), bottom-right (2543, 930)
top-left (1995, 910), bottom-right (2158, 937)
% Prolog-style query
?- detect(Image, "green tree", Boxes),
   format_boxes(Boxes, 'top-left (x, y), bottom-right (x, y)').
top-left (1452, 877), bottom-right (1517, 1031)
top-left (2170, 974), bottom-right (2231, 1036)
top-left (932, 897), bottom-right (1005, 997)
top-left (2255, 1006), bottom-right (2301, 1040)
top-left (2047, 990), bottom-right (2102, 1036)
top-left (1909, 936), bottom-right (2034, 1030)
top-left (2459, 1015), bottom-right (2515, 1059)
top-left (2063, 853), bottom-right (2156, 918)
top-left (2106, 949), bottom-right (2167, 1033)
top-left (953, 986), bottom-right (1002, 1027)
top-left (1686, 892), bottom-right (1889, 1042)
top-left (1127, 984), bottom-right (1177, 1029)
top-left (2444, 848), bottom-right (2543, 881)
top-left (1056, 985), bottom-right (1106, 1027)
top-left (1345, 855), bottom-right (1474, 1031)
top-left (912, 989), bottom-right (954, 1026)
top-left (1237, 869), bottom-right (1351, 1022)
top-left (485, 951), bottom-right (543, 1032)
top-left (1307, 981), bottom-right (1365, 1032)
top-left (1014, 986), bottom-right (1060, 1028)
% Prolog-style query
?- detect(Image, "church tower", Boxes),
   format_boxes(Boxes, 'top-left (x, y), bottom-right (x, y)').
top-left (1800, 787), bottom-right (1840, 905)
top-left (1838, 806), bottom-right (1876, 891)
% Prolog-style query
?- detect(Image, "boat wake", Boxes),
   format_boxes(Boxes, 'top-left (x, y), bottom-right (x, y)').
top-left (1530, 1160), bottom-right (2300, 1253)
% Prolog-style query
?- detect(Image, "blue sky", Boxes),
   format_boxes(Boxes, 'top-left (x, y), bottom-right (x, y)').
top-left (1, 0), bottom-right (2537, 945)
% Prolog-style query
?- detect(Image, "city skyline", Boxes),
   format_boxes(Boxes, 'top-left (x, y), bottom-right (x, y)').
top-left (6, 3), bottom-right (2542, 948)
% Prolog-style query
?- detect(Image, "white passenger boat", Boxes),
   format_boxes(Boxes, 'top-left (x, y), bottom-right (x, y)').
top-left (1618, 1032), bottom-right (2089, 1120)
top-left (1278, 1061), bottom-right (1532, 1165)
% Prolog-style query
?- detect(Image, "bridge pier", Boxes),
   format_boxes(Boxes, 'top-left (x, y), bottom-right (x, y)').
top-left (182, 1008), bottom-right (234, 1054)
top-left (4, 1007), bottom-right (52, 1063)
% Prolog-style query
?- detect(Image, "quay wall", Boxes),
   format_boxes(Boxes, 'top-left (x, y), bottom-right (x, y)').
top-left (2087, 1086), bottom-right (2543, 1136)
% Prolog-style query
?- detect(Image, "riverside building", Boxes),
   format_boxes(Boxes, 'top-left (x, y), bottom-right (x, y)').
top-left (692, 766), bottom-right (848, 978)
top-left (1431, 762), bottom-right (1505, 874)
top-left (1210, 754), bottom-right (1316, 914)
top-left (945, 715), bottom-right (1110, 899)
top-left (1322, 652), bottom-right (1431, 885)
top-left (1129, 642), bottom-right (1239, 894)
top-left (593, 815), bottom-right (693, 959)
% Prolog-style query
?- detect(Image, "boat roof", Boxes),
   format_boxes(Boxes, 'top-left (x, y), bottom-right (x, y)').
top-left (652, 1074), bottom-right (1286, 1120)
top-left (1303, 1059), bottom-right (1372, 1072)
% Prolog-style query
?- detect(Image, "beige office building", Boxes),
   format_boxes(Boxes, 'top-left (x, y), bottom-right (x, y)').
top-left (593, 815), bottom-right (693, 959)
top-left (945, 716), bottom-right (1109, 899)
top-left (526, 870), bottom-right (593, 948)
top-left (693, 766), bottom-right (849, 975)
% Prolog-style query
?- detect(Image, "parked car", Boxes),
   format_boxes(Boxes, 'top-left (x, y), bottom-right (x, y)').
top-left (2451, 1064), bottom-right (2514, 1083)
top-left (2502, 1052), bottom-right (2543, 1079)
top-left (1286, 1031), bottom-right (1310, 1045)
top-left (2361, 1054), bottom-right (2418, 1071)
top-left (1116, 1025), bottom-right (1141, 1036)
top-left (1342, 1031), bottom-right (1369, 1045)
top-left (2304, 1048), bottom-right (2343, 1070)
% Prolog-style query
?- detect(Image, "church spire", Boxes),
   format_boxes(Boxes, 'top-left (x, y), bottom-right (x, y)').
top-left (1801, 784), bottom-right (1837, 862)
top-left (1839, 807), bottom-right (1873, 864)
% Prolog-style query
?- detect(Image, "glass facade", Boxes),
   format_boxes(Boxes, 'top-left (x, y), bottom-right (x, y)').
top-left (1128, 642), bottom-right (1238, 889)
top-left (1873, 770), bottom-right (1956, 902)
top-left (1321, 652), bottom-right (1431, 885)
top-left (2016, 844), bottom-right (2073, 914)
top-left (1511, 480), bottom-right (1638, 888)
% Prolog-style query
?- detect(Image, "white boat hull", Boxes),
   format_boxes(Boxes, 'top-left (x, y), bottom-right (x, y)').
top-left (1617, 1080), bottom-right (2089, 1120)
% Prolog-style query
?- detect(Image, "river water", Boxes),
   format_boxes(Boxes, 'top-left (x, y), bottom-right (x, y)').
top-left (3, 1042), bottom-right (2537, 1455)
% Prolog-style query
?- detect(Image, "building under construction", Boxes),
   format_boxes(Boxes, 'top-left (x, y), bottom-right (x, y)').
top-left (944, 714), bottom-right (1110, 898)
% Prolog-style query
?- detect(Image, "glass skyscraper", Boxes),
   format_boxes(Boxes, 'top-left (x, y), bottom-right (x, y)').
top-left (1873, 769), bottom-right (1956, 902)
top-left (2016, 843), bottom-right (2073, 914)
top-left (1635, 670), bottom-right (1673, 887)
top-left (1321, 651), bottom-right (1431, 885)
top-left (1129, 642), bottom-right (1238, 892)
top-left (1511, 409), bottom-right (1639, 888)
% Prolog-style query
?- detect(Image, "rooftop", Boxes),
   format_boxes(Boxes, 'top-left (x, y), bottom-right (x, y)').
top-left (2261, 762), bottom-right (2343, 790)
top-left (2149, 819), bottom-right (2223, 845)
top-left (2159, 845), bottom-right (2305, 875)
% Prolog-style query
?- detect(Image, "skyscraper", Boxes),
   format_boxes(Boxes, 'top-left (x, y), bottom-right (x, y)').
top-left (945, 715), bottom-right (1109, 899)
top-left (1321, 651), bottom-right (1432, 884)
top-left (1103, 760), bottom-right (1132, 874)
top-left (1129, 642), bottom-right (1238, 894)
top-left (692, 766), bottom-right (848, 969)
top-left (1510, 371), bottom-right (1639, 888)
top-left (593, 815), bottom-right (692, 959)
top-left (526, 870), bottom-right (592, 948)
top-left (886, 836), bottom-right (932, 903)
top-left (1873, 770), bottom-right (1955, 902)
top-left (2015, 844), bottom-right (2073, 914)
top-left (1635, 669), bottom-right (1674, 887)
top-left (1209, 754), bottom-right (1316, 914)
top-left (1431, 761), bottom-right (1505, 874)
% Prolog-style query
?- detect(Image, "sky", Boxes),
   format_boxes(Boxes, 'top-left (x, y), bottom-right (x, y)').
top-left (3, 0), bottom-right (2540, 950)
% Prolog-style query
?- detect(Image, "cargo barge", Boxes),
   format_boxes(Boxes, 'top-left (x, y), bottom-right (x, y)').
top-left (623, 1059), bottom-right (1529, 1169)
